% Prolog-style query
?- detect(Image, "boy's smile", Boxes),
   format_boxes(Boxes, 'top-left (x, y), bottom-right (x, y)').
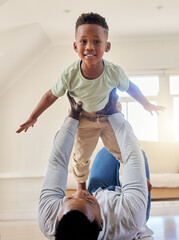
top-left (74, 24), bottom-right (111, 79)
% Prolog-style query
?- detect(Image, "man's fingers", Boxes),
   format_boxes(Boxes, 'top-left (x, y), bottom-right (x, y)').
top-left (67, 91), bottom-right (76, 105)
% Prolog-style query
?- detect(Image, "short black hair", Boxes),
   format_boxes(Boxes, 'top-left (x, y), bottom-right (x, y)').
top-left (55, 210), bottom-right (101, 240)
top-left (75, 12), bottom-right (109, 31)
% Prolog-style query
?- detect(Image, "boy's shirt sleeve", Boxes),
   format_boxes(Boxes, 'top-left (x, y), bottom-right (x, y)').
top-left (51, 73), bottom-right (67, 97)
top-left (116, 66), bottom-right (129, 92)
top-left (51, 60), bottom-right (78, 97)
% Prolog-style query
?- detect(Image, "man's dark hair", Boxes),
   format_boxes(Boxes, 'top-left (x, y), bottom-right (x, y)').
top-left (55, 210), bottom-right (101, 240)
top-left (75, 12), bottom-right (109, 31)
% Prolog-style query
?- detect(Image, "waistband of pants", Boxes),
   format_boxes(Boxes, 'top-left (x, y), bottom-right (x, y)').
top-left (80, 114), bottom-right (109, 122)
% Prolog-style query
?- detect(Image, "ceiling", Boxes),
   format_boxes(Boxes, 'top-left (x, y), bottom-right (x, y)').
top-left (1, 0), bottom-right (179, 44)
top-left (0, 0), bottom-right (179, 96)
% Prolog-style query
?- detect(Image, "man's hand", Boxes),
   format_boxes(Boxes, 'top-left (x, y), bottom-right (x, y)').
top-left (143, 102), bottom-right (165, 116)
top-left (147, 178), bottom-right (152, 192)
top-left (95, 88), bottom-right (119, 115)
top-left (16, 117), bottom-right (37, 133)
top-left (67, 91), bottom-right (82, 120)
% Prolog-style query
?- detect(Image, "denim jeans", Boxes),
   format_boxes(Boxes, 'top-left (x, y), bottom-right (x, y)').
top-left (88, 147), bottom-right (151, 222)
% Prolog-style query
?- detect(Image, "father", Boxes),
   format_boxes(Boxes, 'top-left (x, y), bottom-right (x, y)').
top-left (38, 90), bottom-right (153, 240)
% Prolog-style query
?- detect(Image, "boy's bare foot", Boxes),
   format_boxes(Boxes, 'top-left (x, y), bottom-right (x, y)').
top-left (78, 182), bottom-right (86, 191)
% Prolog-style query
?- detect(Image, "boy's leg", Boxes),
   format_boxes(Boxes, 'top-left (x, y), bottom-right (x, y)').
top-left (73, 117), bottom-right (101, 183)
top-left (142, 150), bottom-right (151, 222)
top-left (88, 147), bottom-right (120, 193)
top-left (100, 120), bottom-right (123, 162)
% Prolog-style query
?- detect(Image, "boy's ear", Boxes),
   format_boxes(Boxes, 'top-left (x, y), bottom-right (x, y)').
top-left (105, 42), bottom-right (111, 52)
top-left (73, 42), bottom-right (78, 52)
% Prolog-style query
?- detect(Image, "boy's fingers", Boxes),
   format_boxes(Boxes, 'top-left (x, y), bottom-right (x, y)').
top-left (16, 128), bottom-right (24, 133)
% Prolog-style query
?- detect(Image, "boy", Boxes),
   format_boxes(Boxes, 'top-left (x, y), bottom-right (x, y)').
top-left (17, 13), bottom-right (164, 190)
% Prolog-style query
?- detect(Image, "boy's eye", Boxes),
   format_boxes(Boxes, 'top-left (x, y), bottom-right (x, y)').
top-left (80, 40), bottom-right (87, 44)
top-left (94, 40), bottom-right (100, 44)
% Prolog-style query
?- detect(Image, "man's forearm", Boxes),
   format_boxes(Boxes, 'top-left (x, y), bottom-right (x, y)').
top-left (40, 92), bottom-right (82, 199)
top-left (40, 117), bottom-right (79, 199)
top-left (108, 113), bottom-right (148, 200)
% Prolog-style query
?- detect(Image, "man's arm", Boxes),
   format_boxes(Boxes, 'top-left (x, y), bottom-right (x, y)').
top-left (38, 93), bottom-right (82, 236)
top-left (108, 112), bottom-right (148, 226)
top-left (127, 80), bottom-right (165, 115)
top-left (16, 89), bottom-right (58, 133)
top-left (39, 92), bottom-right (82, 200)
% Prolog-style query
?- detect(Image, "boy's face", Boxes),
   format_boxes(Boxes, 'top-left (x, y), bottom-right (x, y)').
top-left (74, 24), bottom-right (111, 66)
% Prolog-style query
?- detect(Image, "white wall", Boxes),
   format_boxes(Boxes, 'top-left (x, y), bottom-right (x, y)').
top-left (1, 36), bottom-right (179, 219)
top-left (108, 36), bottom-right (179, 70)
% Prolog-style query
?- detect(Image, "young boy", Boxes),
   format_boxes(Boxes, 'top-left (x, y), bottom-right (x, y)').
top-left (17, 13), bottom-right (164, 190)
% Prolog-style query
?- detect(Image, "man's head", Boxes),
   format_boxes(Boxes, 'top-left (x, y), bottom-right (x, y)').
top-left (74, 13), bottom-right (111, 64)
top-left (55, 190), bottom-right (103, 239)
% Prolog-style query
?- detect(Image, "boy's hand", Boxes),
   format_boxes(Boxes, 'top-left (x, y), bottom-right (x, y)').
top-left (67, 91), bottom-right (82, 120)
top-left (95, 88), bottom-right (119, 115)
top-left (143, 102), bottom-right (165, 116)
top-left (16, 117), bottom-right (37, 133)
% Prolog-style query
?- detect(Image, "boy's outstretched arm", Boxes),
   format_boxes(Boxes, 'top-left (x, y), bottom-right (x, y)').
top-left (16, 90), bottom-right (58, 133)
top-left (127, 80), bottom-right (165, 115)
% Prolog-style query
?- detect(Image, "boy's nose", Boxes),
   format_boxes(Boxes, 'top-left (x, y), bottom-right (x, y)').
top-left (86, 42), bottom-right (95, 50)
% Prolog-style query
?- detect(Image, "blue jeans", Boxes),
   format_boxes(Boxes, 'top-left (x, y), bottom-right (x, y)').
top-left (88, 147), bottom-right (151, 221)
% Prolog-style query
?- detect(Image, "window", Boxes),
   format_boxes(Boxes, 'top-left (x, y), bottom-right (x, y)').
top-left (118, 76), bottom-right (159, 97)
top-left (173, 97), bottom-right (179, 141)
top-left (118, 73), bottom-right (179, 142)
top-left (170, 76), bottom-right (179, 141)
top-left (170, 76), bottom-right (179, 95)
top-left (118, 76), bottom-right (159, 141)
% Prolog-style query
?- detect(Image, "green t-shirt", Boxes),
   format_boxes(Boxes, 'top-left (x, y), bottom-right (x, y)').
top-left (51, 59), bottom-right (129, 112)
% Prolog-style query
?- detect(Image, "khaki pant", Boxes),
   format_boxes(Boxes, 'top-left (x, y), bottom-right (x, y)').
top-left (73, 111), bottom-right (122, 183)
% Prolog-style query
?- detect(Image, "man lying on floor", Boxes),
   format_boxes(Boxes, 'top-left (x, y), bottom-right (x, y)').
top-left (38, 89), bottom-right (154, 240)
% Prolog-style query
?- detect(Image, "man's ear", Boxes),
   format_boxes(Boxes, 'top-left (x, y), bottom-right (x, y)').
top-left (105, 42), bottom-right (111, 52)
top-left (73, 42), bottom-right (78, 52)
top-left (99, 218), bottom-right (103, 231)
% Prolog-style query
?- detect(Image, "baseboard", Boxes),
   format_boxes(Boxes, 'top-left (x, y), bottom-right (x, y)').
top-left (150, 200), bottom-right (179, 216)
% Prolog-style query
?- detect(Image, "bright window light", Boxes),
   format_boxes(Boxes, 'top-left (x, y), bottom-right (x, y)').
top-left (173, 97), bottom-right (179, 141)
top-left (117, 76), bottom-right (159, 97)
top-left (169, 76), bottom-right (179, 95)
top-left (121, 102), bottom-right (158, 141)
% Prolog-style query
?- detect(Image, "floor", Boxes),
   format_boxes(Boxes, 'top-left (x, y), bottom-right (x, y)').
top-left (0, 215), bottom-right (179, 240)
